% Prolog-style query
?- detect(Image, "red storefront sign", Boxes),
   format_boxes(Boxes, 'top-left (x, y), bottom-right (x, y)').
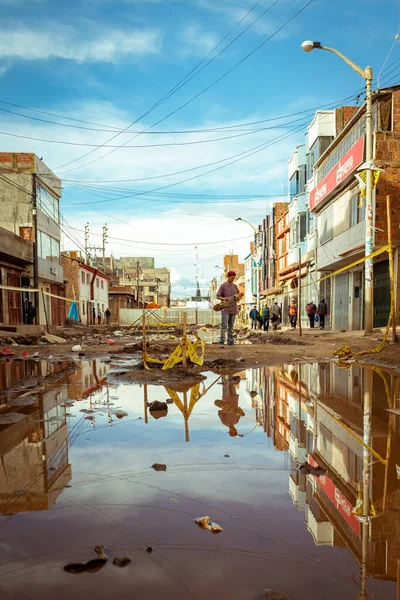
top-left (309, 136), bottom-right (365, 212)
top-left (309, 456), bottom-right (361, 537)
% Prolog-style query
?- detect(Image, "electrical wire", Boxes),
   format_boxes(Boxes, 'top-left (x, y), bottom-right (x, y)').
top-left (55, 0), bottom-right (314, 173)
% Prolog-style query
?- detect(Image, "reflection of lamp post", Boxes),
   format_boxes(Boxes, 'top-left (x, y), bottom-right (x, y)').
top-left (301, 41), bottom-right (374, 334)
top-left (235, 217), bottom-right (261, 310)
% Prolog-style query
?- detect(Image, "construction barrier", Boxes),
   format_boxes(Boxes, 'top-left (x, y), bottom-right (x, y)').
top-left (143, 334), bottom-right (205, 370)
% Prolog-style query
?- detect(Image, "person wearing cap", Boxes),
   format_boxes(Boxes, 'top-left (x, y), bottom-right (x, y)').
top-left (216, 270), bottom-right (240, 347)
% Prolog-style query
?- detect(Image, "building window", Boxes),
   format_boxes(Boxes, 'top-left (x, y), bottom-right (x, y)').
top-left (37, 230), bottom-right (60, 262)
top-left (82, 303), bottom-right (85, 315)
top-left (101, 280), bottom-right (104, 290)
top-left (298, 213), bottom-right (307, 242)
top-left (37, 185), bottom-right (60, 222)
top-left (96, 279), bottom-right (99, 288)
top-left (87, 273), bottom-right (90, 284)
top-left (81, 272), bottom-right (85, 284)
top-left (350, 191), bottom-right (365, 227)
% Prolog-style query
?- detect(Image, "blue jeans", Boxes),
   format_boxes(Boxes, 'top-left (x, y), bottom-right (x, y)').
top-left (220, 313), bottom-right (235, 345)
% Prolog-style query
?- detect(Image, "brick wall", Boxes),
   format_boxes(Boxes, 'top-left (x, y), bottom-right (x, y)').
top-left (60, 256), bottom-right (79, 305)
top-left (335, 106), bottom-right (359, 136)
top-left (273, 202), bottom-right (289, 286)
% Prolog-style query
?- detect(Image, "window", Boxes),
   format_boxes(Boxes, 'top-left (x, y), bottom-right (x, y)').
top-left (101, 280), bottom-right (104, 289)
top-left (96, 279), bottom-right (99, 288)
top-left (350, 191), bottom-right (365, 227)
top-left (81, 272), bottom-right (85, 284)
top-left (289, 171), bottom-right (299, 200)
top-left (82, 303), bottom-right (85, 315)
top-left (87, 273), bottom-right (90, 284)
top-left (37, 185), bottom-right (59, 222)
top-left (37, 230), bottom-right (60, 262)
top-left (298, 213), bottom-right (307, 242)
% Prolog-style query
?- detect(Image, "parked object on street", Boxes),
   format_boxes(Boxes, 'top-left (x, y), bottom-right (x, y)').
top-left (194, 516), bottom-right (223, 534)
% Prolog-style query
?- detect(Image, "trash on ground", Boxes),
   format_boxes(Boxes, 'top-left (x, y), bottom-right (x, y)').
top-left (113, 410), bottom-right (128, 419)
top-left (8, 396), bottom-right (37, 407)
top-left (146, 546), bottom-right (154, 553)
top-left (0, 347), bottom-right (15, 356)
top-left (194, 516), bottom-right (223, 534)
top-left (169, 498), bottom-right (178, 502)
top-left (64, 546), bottom-right (108, 574)
top-left (71, 345), bottom-right (83, 352)
top-left (151, 463), bottom-right (167, 472)
top-left (263, 590), bottom-right (289, 600)
top-left (106, 339), bottom-right (116, 345)
top-left (113, 330), bottom-right (124, 337)
top-left (224, 454), bottom-right (230, 458)
top-left (113, 556), bottom-right (131, 567)
top-left (41, 333), bottom-right (66, 344)
top-left (148, 400), bottom-right (168, 411)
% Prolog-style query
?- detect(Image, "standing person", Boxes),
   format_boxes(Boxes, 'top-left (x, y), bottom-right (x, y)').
top-left (92, 306), bottom-right (96, 325)
top-left (97, 307), bottom-right (102, 325)
top-left (249, 305), bottom-right (259, 330)
top-left (27, 301), bottom-right (36, 325)
top-left (105, 308), bottom-right (111, 324)
top-left (262, 304), bottom-right (270, 331)
top-left (317, 298), bottom-right (328, 329)
top-left (306, 301), bottom-right (317, 328)
top-left (288, 299), bottom-right (298, 329)
top-left (216, 270), bottom-right (240, 348)
top-left (271, 301), bottom-right (282, 331)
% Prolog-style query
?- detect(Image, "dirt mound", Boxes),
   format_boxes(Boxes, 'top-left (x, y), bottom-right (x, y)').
top-left (206, 358), bottom-right (242, 370)
top-left (245, 334), bottom-right (306, 346)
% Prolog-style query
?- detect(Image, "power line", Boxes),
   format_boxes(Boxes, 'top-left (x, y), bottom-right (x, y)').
top-left (55, 0), bottom-right (314, 174)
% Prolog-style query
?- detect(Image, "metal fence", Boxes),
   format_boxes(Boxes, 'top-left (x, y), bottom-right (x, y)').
top-left (119, 308), bottom-right (221, 327)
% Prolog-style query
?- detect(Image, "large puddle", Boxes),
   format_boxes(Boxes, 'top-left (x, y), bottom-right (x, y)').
top-left (0, 358), bottom-right (399, 599)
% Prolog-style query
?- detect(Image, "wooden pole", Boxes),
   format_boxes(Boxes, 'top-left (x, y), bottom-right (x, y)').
top-left (182, 311), bottom-right (187, 367)
top-left (183, 390), bottom-right (189, 442)
top-left (142, 310), bottom-right (146, 358)
top-left (41, 289), bottom-right (50, 333)
top-left (144, 384), bottom-right (148, 424)
top-left (386, 195), bottom-right (397, 344)
top-left (298, 247), bottom-right (302, 337)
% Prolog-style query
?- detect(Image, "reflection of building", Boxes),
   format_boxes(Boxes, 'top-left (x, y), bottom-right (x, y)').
top-left (67, 361), bottom-right (109, 400)
top-left (256, 366), bottom-right (290, 452)
top-left (279, 362), bottom-right (400, 591)
top-left (0, 362), bottom-right (71, 513)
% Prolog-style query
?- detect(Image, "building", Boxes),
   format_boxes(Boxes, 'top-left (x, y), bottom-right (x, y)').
top-left (309, 89), bottom-right (400, 329)
top-left (61, 252), bottom-right (110, 324)
top-left (260, 202), bottom-right (289, 306)
top-left (0, 226), bottom-right (34, 328)
top-left (108, 286), bottom-right (136, 323)
top-left (0, 152), bottom-right (65, 326)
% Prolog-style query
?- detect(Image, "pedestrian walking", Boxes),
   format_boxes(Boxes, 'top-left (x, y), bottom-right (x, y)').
top-left (271, 301), bottom-right (282, 331)
top-left (262, 305), bottom-right (270, 331)
top-left (317, 298), bottom-right (328, 329)
top-left (216, 270), bottom-right (241, 348)
top-left (249, 305), bottom-right (259, 329)
top-left (288, 299), bottom-right (298, 329)
top-left (97, 308), bottom-right (102, 325)
top-left (306, 301), bottom-right (317, 328)
top-left (92, 306), bottom-right (96, 325)
top-left (105, 308), bottom-right (111, 324)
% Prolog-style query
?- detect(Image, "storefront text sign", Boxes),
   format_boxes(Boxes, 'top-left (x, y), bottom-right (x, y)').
top-left (309, 136), bottom-right (365, 212)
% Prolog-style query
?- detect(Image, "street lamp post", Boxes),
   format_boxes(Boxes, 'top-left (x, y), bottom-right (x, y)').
top-left (235, 217), bottom-right (261, 310)
top-left (301, 41), bottom-right (374, 334)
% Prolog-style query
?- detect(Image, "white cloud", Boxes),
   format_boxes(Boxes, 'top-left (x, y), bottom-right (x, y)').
top-left (179, 24), bottom-right (220, 57)
top-left (0, 23), bottom-right (162, 62)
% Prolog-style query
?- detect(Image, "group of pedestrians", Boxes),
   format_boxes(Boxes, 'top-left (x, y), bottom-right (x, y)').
top-left (248, 298), bottom-right (328, 331)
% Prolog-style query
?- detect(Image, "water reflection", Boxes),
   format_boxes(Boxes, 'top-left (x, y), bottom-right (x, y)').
top-left (0, 359), bottom-right (398, 600)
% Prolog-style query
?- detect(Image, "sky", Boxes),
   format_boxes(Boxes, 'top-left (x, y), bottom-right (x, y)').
top-left (0, 0), bottom-right (399, 297)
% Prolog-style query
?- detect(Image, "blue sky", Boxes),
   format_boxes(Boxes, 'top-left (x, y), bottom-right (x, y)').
top-left (0, 0), bottom-right (398, 296)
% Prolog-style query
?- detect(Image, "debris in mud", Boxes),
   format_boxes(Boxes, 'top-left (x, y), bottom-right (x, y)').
top-left (224, 454), bottom-right (230, 458)
top-left (41, 333), bottom-right (66, 344)
top-left (207, 358), bottom-right (241, 370)
top-left (64, 546), bottom-right (109, 574)
top-left (113, 410), bottom-right (128, 419)
top-left (113, 557), bottom-right (131, 567)
top-left (148, 400), bottom-right (168, 411)
top-left (263, 591), bottom-right (289, 600)
top-left (151, 463), bottom-right (167, 472)
top-left (194, 516), bottom-right (223, 534)
top-left (0, 347), bottom-right (15, 356)
top-left (146, 546), bottom-right (154, 554)
top-left (71, 345), bottom-right (83, 352)
top-left (298, 461), bottom-right (326, 477)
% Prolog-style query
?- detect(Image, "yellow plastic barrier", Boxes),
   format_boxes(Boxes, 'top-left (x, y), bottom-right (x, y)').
top-left (143, 334), bottom-right (205, 371)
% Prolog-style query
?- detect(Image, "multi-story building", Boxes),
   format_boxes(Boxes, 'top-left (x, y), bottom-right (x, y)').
top-left (61, 252), bottom-right (110, 324)
top-left (0, 153), bottom-right (65, 326)
top-left (309, 88), bottom-right (400, 329)
top-left (260, 202), bottom-right (289, 308)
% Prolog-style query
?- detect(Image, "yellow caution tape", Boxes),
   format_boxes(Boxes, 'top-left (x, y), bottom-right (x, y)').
top-left (143, 334), bottom-right (205, 371)
top-left (0, 284), bottom-right (84, 303)
top-left (355, 169), bottom-right (381, 198)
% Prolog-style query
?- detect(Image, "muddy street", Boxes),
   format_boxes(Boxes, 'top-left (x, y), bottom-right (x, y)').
top-left (0, 356), bottom-right (398, 600)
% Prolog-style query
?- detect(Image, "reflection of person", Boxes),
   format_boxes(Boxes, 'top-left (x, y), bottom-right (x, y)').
top-left (217, 270), bottom-right (240, 348)
top-left (215, 376), bottom-right (245, 437)
top-left (97, 308), bottom-right (102, 325)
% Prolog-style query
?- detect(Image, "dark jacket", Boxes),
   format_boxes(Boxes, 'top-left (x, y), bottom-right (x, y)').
top-left (262, 307), bottom-right (270, 320)
top-left (318, 301), bottom-right (327, 315)
top-left (249, 308), bottom-right (259, 320)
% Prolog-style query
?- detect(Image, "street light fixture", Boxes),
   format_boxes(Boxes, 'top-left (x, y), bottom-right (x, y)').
top-left (235, 217), bottom-right (261, 310)
top-left (301, 40), bottom-right (374, 334)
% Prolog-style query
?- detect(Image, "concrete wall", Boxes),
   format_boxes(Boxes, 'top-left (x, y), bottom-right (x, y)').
top-left (119, 308), bottom-right (221, 326)
top-left (307, 111), bottom-right (335, 150)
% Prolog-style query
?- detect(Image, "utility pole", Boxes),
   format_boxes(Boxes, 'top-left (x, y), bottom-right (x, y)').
top-left (298, 247), bottom-right (302, 337)
top-left (102, 223), bottom-right (108, 266)
top-left (32, 173), bottom-right (39, 322)
top-left (84, 223), bottom-right (89, 264)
